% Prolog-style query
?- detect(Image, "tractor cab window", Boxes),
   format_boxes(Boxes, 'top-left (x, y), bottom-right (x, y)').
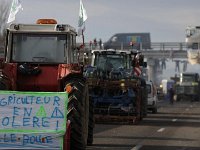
top-left (12, 33), bottom-right (67, 63)
top-left (94, 54), bottom-right (130, 70)
top-left (191, 43), bottom-right (198, 50)
top-left (146, 84), bottom-right (151, 94)
top-left (182, 75), bottom-right (196, 82)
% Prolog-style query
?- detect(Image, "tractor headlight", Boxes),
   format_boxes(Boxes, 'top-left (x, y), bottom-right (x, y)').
top-left (192, 82), bottom-right (198, 86)
top-left (120, 83), bottom-right (125, 87)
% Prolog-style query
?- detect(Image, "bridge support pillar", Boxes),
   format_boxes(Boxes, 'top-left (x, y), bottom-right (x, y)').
top-left (147, 58), bottom-right (156, 83)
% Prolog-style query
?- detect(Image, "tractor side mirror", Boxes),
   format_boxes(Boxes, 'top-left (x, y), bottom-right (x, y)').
top-left (139, 55), bottom-right (144, 66)
top-left (131, 60), bottom-right (136, 67)
top-left (143, 62), bottom-right (147, 68)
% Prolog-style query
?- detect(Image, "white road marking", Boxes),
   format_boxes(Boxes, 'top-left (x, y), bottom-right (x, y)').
top-left (131, 144), bottom-right (143, 150)
top-left (157, 128), bottom-right (165, 132)
top-left (172, 119), bottom-right (177, 122)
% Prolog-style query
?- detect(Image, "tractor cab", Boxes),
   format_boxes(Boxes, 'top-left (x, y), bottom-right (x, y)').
top-left (5, 19), bottom-right (78, 64)
top-left (0, 19), bottom-right (94, 149)
top-left (1, 19), bottom-right (80, 91)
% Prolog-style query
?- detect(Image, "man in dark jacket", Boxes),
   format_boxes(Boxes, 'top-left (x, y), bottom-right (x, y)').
top-left (169, 87), bottom-right (174, 104)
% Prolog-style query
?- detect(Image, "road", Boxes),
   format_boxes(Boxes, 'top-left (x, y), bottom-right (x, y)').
top-left (87, 100), bottom-right (200, 150)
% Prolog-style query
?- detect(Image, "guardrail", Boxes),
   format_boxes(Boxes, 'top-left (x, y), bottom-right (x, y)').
top-left (151, 42), bottom-right (187, 51)
top-left (78, 42), bottom-right (187, 51)
top-left (141, 50), bottom-right (187, 59)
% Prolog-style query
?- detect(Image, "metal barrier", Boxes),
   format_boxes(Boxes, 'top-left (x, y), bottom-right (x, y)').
top-left (78, 42), bottom-right (187, 51)
top-left (78, 42), bottom-right (188, 59)
top-left (150, 42), bottom-right (187, 51)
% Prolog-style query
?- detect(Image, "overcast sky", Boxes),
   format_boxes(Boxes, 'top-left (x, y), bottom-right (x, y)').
top-left (11, 0), bottom-right (200, 43)
top-left (1, 0), bottom-right (200, 79)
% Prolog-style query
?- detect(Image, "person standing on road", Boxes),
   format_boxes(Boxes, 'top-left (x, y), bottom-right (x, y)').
top-left (99, 38), bottom-right (102, 49)
top-left (169, 87), bottom-right (174, 104)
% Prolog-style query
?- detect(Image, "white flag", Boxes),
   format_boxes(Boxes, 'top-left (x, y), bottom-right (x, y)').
top-left (78, 0), bottom-right (87, 28)
top-left (7, 0), bottom-right (23, 23)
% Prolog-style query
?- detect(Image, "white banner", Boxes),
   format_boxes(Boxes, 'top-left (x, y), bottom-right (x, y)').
top-left (0, 91), bottom-right (68, 149)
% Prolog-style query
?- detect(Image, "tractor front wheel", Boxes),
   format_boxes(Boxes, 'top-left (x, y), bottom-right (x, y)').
top-left (63, 78), bottom-right (89, 150)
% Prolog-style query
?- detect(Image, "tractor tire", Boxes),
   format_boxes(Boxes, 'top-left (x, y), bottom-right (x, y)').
top-left (63, 78), bottom-right (89, 150)
top-left (87, 96), bottom-right (94, 145)
top-left (0, 77), bottom-right (7, 90)
top-left (0, 81), bottom-right (6, 90)
top-left (152, 107), bottom-right (157, 114)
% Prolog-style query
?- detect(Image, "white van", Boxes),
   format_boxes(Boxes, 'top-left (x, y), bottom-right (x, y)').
top-left (146, 81), bottom-right (158, 113)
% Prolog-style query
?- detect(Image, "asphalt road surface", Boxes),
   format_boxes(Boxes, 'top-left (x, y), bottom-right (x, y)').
top-left (87, 100), bottom-right (200, 150)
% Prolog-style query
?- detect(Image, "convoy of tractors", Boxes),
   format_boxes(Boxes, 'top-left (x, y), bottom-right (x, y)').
top-left (0, 19), bottom-right (198, 150)
top-left (0, 19), bottom-right (149, 149)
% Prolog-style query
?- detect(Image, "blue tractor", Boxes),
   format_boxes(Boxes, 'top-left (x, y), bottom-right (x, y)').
top-left (84, 49), bottom-right (147, 124)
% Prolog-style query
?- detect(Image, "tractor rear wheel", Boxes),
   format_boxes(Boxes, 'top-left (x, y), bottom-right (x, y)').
top-left (63, 78), bottom-right (89, 150)
top-left (87, 96), bottom-right (94, 145)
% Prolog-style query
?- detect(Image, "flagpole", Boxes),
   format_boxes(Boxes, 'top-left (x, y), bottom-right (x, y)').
top-left (78, 0), bottom-right (87, 49)
top-left (82, 29), bottom-right (85, 48)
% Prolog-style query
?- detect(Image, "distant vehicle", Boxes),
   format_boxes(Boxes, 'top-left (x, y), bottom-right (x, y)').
top-left (146, 81), bottom-right (158, 113)
top-left (185, 26), bottom-right (200, 64)
top-left (175, 72), bottom-right (200, 101)
top-left (161, 79), bottom-right (175, 95)
top-left (104, 33), bottom-right (151, 50)
top-left (156, 87), bottom-right (164, 101)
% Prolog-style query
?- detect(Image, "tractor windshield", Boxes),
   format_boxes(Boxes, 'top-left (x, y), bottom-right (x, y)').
top-left (11, 33), bottom-right (67, 63)
top-left (94, 53), bottom-right (131, 70)
top-left (182, 75), bottom-right (196, 82)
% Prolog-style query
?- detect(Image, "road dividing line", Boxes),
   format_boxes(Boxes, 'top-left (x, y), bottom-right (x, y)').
top-left (172, 119), bottom-right (177, 122)
top-left (157, 128), bottom-right (165, 132)
top-left (131, 144), bottom-right (143, 150)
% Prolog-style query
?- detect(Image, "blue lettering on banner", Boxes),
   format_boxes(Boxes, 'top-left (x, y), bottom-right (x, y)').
top-left (36, 97), bottom-right (43, 104)
top-left (0, 95), bottom-right (62, 106)
top-left (42, 117), bottom-right (50, 127)
top-left (3, 134), bottom-right (17, 143)
top-left (2, 117), bottom-right (9, 126)
top-left (8, 95), bottom-right (13, 105)
top-left (24, 107), bottom-right (32, 117)
top-left (44, 96), bottom-right (51, 104)
top-left (13, 107), bottom-right (20, 116)
top-left (23, 134), bottom-right (53, 145)
top-left (0, 92), bottom-right (67, 149)
top-left (12, 116), bottom-right (20, 128)
top-left (4, 134), bottom-right (9, 142)
top-left (10, 134), bottom-right (17, 143)
top-left (0, 134), bottom-right (55, 145)
top-left (0, 98), bottom-right (6, 106)
top-left (23, 118), bottom-right (31, 127)
top-left (51, 107), bottom-right (64, 118)
top-left (53, 96), bottom-right (60, 106)
top-left (33, 117), bottom-right (40, 127)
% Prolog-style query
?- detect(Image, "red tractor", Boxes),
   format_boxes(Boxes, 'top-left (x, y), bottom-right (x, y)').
top-left (0, 19), bottom-right (93, 149)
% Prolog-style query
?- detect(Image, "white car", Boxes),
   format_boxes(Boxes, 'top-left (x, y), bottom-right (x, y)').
top-left (146, 81), bottom-right (158, 113)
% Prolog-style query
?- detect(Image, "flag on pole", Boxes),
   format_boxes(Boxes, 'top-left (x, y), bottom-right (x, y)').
top-left (78, 0), bottom-right (87, 36)
top-left (7, 0), bottom-right (23, 23)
